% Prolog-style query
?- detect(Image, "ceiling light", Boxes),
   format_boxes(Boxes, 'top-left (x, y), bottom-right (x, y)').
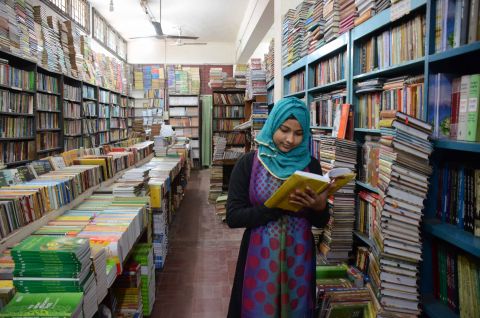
top-left (109, 0), bottom-right (114, 12)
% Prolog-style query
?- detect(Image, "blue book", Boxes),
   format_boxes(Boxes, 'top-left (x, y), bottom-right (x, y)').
top-left (456, 166), bottom-right (465, 229)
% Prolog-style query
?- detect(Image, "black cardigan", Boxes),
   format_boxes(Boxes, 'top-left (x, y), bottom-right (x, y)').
top-left (226, 151), bottom-right (330, 229)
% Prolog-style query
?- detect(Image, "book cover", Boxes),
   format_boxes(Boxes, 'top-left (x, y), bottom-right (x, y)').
top-left (0, 292), bottom-right (83, 317)
top-left (466, 74), bottom-right (480, 141)
top-left (457, 75), bottom-right (471, 140)
top-left (264, 168), bottom-right (356, 212)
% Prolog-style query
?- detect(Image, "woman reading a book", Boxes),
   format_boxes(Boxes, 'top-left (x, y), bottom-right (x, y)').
top-left (226, 97), bottom-right (331, 317)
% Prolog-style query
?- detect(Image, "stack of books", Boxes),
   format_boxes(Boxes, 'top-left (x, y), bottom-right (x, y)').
top-left (112, 262), bottom-right (143, 318)
top-left (305, 0), bottom-right (325, 54)
top-left (323, 0), bottom-right (340, 43)
top-left (339, 0), bottom-right (357, 34)
top-left (318, 136), bottom-right (357, 265)
top-left (215, 194), bottom-right (228, 220)
top-left (209, 67), bottom-right (224, 88)
top-left (0, 292), bottom-right (84, 317)
top-left (131, 244), bottom-right (156, 316)
top-left (368, 112), bottom-right (433, 316)
top-left (209, 165), bottom-right (223, 204)
top-left (281, 9), bottom-right (295, 67)
top-left (11, 236), bottom-right (98, 318)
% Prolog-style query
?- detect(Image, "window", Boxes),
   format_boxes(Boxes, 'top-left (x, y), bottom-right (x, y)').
top-left (92, 8), bottom-right (127, 62)
top-left (42, 0), bottom-right (89, 32)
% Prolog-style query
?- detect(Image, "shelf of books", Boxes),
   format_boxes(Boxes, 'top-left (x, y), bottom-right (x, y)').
top-left (279, 0), bottom-right (480, 316)
top-left (168, 94), bottom-right (201, 167)
top-left (98, 88), bottom-right (111, 146)
top-left (63, 75), bottom-right (83, 150)
top-left (36, 67), bottom-right (63, 157)
top-left (82, 82), bottom-right (98, 148)
top-left (0, 52), bottom-right (36, 167)
top-left (116, 95), bottom-right (129, 142)
top-left (127, 96), bottom-right (135, 134)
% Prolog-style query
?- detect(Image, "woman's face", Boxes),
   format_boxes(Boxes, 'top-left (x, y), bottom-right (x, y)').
top-left (273, 118), bottom-right (304, 153)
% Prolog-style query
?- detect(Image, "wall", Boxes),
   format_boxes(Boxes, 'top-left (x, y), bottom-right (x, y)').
top-left (127, 39), bottom-right (236, 65)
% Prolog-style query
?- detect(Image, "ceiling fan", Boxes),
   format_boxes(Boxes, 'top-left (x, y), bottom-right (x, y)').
top-left (130, 0), bottom-right (200, 40)
top-left (169, 28), bottom-right (207, 46)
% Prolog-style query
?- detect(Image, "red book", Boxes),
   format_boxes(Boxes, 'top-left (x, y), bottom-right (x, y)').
top-left (337, 104), bottom-right (351, 139)
top-left (450, 77), bottom-right (461, 139)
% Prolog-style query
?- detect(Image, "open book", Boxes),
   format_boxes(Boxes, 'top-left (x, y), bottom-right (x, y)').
top-left (264, 168), bottom-right (356, 212)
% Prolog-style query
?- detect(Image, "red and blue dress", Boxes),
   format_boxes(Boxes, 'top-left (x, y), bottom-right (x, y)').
top-left (227, 151), bottom-right (330, 318)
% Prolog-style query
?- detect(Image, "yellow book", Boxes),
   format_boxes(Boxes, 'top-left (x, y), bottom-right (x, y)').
top-left (148, 181), bottom-right (162, 209)
top-left (74, 159), bottom-right (108, 181)
top-left (264, 168), bottom-right (356, 212)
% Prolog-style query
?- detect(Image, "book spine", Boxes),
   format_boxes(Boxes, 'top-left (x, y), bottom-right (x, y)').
top-left (457, 75), bottom-right (471, 140)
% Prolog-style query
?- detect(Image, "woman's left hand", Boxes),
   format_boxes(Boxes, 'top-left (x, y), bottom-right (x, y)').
top-left (289, 186), bottom-right (329, 212)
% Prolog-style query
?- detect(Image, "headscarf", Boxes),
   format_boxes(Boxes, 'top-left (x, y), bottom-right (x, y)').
top-left (255, 97), bottom-right (311, 180)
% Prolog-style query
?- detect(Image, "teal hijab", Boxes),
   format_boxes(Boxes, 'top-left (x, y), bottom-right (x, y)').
top-left (255, 97), bottom-right (311, 180)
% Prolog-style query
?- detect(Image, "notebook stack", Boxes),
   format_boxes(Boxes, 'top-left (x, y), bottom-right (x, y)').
top-left (11, 236), bottom-right (97, 318)
top-left (318, 136), bottom-right (357, 265)
top-left (368, 112), bottom-right (433, 316)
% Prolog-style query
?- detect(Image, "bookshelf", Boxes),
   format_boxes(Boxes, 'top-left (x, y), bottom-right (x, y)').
top-left (127, 96), bottom-right (135, 134)
top-left (63, 75), bottom-right (83, 150)
top-left (98, 88), bottom-right (111, 145)
top-left (280, 0), bottom-right (480, 317)
top-left (118, 94), bottom-right (129, 142)
top-left (212, 88), bottom-right (246, 190)
top-left (168, 94), bottom-right (201, 167)
top-left (82, 82), bottom-right (98, 148)
top-left (0, 51), bottom-right (36, 166)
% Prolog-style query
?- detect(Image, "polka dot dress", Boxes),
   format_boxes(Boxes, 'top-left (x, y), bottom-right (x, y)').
top-left (241, 155), bottom-right (315, 317)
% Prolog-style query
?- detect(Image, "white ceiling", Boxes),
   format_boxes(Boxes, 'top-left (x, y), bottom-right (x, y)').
top-left (89, 0), bottom-right (251, 42)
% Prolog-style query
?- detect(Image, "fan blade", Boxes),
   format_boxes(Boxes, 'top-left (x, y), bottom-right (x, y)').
top-left (165, 35), bottom-right (199, 40)
top-left (129, 35), bottom-right (159, 40)
top-left (151, 21), bottom-right (164, 36)
top-left (182, 42), bottom-right (207, 45)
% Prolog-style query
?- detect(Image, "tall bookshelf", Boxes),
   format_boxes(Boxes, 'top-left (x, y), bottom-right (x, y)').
top-left (281, 0), bottom-right (480, 317)
top-left (110, 91), bottom-right (122, 143)
top-left (36, 67), bottom-right (63, 158)
top-left (127, 96), bottom-right (135, 134)
top-left (98, 88), bottom-right (111, 146)
top-left (63, 75), bottom-right (83, 151)
top-left (168, 94), bottom-right (201, 167)
top-left (212, 88), bottom-right (246, 189)
top-left (82, 82), bottom-right (98, 148)
top-left (0, 51), bottom-right (36, 166)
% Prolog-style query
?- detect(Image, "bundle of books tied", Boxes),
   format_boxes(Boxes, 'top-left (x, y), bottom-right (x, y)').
top-left (264, 168), bottom-right (356, 212)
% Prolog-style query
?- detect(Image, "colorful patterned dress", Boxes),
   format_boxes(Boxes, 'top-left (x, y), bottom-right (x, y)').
top-left (227, 152), bottom-right (329, 318)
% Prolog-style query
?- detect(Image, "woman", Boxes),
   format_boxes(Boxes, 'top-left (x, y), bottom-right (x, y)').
top-left (226, 97), bottom-right (331, 317)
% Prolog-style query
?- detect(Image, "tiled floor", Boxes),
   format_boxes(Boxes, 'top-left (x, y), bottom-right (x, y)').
top-left (152, 169), bottom-right (244, 318)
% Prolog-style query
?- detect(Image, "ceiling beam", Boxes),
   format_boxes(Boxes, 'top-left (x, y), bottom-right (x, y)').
top-left (234, 0), bottom-right (274, 64)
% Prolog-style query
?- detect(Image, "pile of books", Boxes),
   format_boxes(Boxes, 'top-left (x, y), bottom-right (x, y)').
top-left (215, 194), bottom-right (228, 220)
top-left (11, 236), bottom-right (98, 318)
top-left (209, 165), bottom-right (223, 204)
top-left (112, 262), bottom-right (143, 317)
top-left (318, 136), bottom-right (357, 265)
top-left (323, 0), bottom-right (340, 43)
top-left (131, 244), bottom-right (156, 316)
top-left (370, 111), bottom-right (434, 316)
top-left (304, 0), bottom-right (325, 54)
top-left (209, 67), bottom-right (224, 88)
top-left (339, 0), bottom-right (357, 34)
top-left (0, 292), bottom-right (84, 317)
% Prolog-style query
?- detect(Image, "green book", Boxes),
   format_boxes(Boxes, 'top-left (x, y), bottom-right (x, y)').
top-left (11, 236), bottom-right (90, 261)
top-left (0, 292), bottom-right (83, 317)
top-left (467, 74), bottom-right (480, 141)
